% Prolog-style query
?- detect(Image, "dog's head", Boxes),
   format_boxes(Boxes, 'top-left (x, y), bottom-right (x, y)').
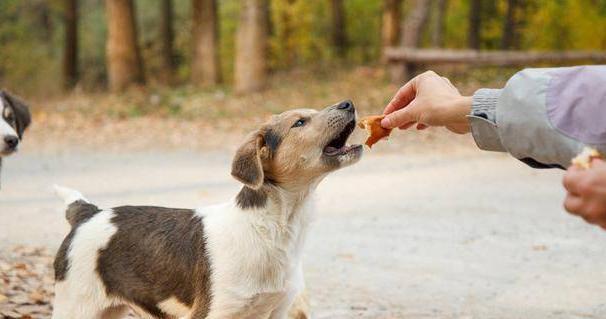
top-left (232, 100), bottom-right (362, 191)
top-left (0, 90), bottom-right (31, 156)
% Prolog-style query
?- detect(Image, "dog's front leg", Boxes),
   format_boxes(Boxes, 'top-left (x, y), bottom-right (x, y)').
top-left (269, 290), bottom-right (299, 319)
top-left (270, 265), bottom-right (307, 319)
top-left (287, 291), bottom-right (310, 319)
top-left (203, 294), bottom-right (276, 319)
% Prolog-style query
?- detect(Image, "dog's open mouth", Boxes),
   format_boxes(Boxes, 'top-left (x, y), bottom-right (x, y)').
top-left (323, 119), bottom-right (361, 157)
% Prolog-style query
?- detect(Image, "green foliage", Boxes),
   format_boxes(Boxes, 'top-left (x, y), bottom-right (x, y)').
top-left (79, 0), bottom-right (108, 89)
top-left (268, 0), bottom-right (381, 68)
top-left (219, 0), bottom-right (240, 82)
top-left (2, 0), bottom-right (606, 97)
top-left (442, 0), bottom-right (468, 48)
top-left (522, 0), bottom-right (606, 50)
top-left (269, 0), bottom-right (330, 68)
top-left (443, 0), bottom-right (606, 51)
top-left (0, 0), bottom-right (61, 95)
top-left (345, 0), bottom-right (382, 63)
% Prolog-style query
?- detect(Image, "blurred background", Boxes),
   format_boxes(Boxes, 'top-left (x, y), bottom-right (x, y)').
top-left (1, 0), bottom-right (605, 150)
top-left (3, 0), bottom-right (606, 94)
top-left (1, 1), bottom-right (606, 318)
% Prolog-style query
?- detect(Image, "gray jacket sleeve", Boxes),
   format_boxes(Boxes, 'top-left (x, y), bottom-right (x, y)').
top-left (468, 66), bottom-right (606, 169)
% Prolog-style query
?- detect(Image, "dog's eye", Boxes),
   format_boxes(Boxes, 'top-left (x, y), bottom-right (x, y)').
top-left (3, 110), bottom-right (13, 122)
top-left (292, 119), bottom-right (306, 128)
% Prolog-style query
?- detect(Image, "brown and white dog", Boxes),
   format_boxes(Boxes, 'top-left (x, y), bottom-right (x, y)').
top-left (0, 90), bottom-right (31, 186)
top-left (52, 100), bottom-right (361, 319)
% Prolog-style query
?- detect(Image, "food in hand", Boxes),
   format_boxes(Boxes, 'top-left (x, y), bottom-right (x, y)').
top-left (358, 115), bottom-right (392, 148)
top-left (572, 147), bottom-right (603, 169)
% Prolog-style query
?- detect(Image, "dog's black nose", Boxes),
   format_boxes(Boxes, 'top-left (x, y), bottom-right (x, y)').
top-left (337, 100), bottom-right (354, 112)
top-left (4, 136), bottom-right (18, 149)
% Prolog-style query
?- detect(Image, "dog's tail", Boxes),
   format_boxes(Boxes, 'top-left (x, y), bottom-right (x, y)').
top-left (53, 185), bottom-right (100, 227)
top-left (53, 185), bottom-right (88, 205)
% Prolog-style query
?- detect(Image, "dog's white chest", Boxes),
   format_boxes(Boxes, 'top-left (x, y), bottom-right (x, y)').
top-left (197, 201), bottom-right (309, 318)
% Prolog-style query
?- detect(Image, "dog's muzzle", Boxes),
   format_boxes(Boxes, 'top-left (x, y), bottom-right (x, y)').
top-left (1, 135), bottom-right (18, 155)
top-left (322, 100), bottom-right (362, 158)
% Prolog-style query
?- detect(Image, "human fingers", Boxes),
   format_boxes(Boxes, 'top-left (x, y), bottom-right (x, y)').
top-left (382, 101), bottom-right (419, 129)
top-left (563, 167), bottom-right (583, 195)
top-left (383, 79), bottom-right (416, 116)
top-left (398, 122), bottom-right (416, 130)
top-left (563, 193), bottom-right (584, 216)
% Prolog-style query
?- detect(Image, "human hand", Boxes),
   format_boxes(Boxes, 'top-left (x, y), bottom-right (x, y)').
top-left (381, 71), bottom-right (472, 134)
top-left (563, 159), bottom-right (606, 229)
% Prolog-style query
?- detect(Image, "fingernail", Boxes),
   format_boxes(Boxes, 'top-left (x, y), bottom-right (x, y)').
top-left (381, 117), bottom-right (391, 128)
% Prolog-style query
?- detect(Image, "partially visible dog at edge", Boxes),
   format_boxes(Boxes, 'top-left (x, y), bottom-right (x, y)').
top-left (52, 100), bottom-right (361, 319)
top-left (0, 90), bottom-right (31, 188)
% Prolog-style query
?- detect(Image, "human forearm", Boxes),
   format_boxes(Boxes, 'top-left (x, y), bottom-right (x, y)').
top-left (469, 66), bottom-right (606, 169)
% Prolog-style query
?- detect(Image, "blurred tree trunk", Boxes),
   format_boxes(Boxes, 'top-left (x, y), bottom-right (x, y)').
top-left (392, 0), bottom-right (431, 83)
top-left (331, 0), bottom-right (348, 57)
top-left (234, 0), bottom-right (268, 94)
top-left (105, 0), bottom-right (145, 92)
top-left (63, 0), bottom-right (78, 90)
top-left (159, 0), bottom-right (175, 84)
top-left (468, 0), bottom-right (481, 49)
top-left (401, 0), bottom-right (431, 48)
top-left (431, 0), bottom-right (447, 47)
top-left (382, 0), bottom-right (401, 50)
top-left (192, 0), bottom-right (221, 86)
top-left (36, 1), bottom-right (54, 44)
top-left (501, 0), bottom-right (518, 49)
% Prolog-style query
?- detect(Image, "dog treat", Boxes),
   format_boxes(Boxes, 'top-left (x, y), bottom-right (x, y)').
top-left (358, 115), bottom-right (392, 148)
top-left (571, 147), bottom-right (603, 169)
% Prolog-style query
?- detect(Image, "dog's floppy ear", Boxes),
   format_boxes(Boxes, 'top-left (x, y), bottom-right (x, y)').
top-left (231, 131), bottom-right (266, 189)
top-left (2, 90), bottom-right (31, 139)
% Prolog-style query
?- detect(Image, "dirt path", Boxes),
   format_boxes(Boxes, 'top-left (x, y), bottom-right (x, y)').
top-left (1, 147), bottom-right (605, 318)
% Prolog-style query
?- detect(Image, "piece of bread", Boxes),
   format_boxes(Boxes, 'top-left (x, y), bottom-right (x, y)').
top-left (358, 115), bottom-right (392, 148)
top-left (571, 147), bottom-right (603, 169)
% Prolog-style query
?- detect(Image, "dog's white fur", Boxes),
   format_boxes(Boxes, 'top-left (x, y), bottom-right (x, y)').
top-left (53, 184), bottom-right (89, 205)
top-left (0, 98), bottom-right (18, 152)
top-left (158, 297), bottom-right (191, 317)
top-left (0, 91), bottom-right (30, 187)
top-left (52, 185), bottom-right (314, 319)
top-left (199, 189), bottom-right (315, 319)
top-left (52, 208), bottom-right (123, 318)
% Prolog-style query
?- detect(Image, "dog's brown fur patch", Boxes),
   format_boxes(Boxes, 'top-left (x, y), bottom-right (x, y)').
top-left (97, 206), bottom-right (211, 318)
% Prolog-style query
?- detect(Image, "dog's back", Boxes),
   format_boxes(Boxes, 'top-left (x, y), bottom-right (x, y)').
top-left (51, 185), bottom-right (213, 319)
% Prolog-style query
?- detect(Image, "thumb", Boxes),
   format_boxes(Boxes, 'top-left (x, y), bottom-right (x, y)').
top-left (381, 103), bottom-right (418, 129)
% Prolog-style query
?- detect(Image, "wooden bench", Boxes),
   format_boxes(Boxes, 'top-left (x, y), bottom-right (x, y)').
top-left (384, 48), bottom-right (606, 83)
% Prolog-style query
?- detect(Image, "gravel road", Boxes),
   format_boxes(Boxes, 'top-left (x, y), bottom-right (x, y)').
top-left (1, 147), bottom-right (605, 318)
